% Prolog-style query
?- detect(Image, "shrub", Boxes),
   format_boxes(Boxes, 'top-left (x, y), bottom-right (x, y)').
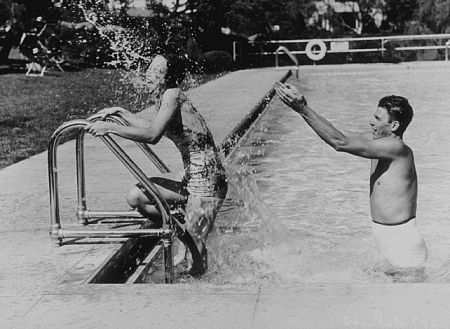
top-left (198, 50), bottom-right (234, 73)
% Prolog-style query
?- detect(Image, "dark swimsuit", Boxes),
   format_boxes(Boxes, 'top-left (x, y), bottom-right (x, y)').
top-left (164, 91), bottom-right (227, 198)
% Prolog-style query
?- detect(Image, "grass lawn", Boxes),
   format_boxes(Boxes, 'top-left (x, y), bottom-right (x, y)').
top-left (0, 69), bottom-right (225, 169)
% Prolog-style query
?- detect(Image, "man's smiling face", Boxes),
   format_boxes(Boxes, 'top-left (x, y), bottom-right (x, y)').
top-left (370, 107), bottom-right (395, 139)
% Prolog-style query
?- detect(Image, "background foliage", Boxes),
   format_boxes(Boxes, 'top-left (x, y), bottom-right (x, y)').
top-left (1, 0), bottom-right (450, 68)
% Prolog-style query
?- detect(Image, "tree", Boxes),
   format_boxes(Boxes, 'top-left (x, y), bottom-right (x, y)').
top-left (416, 0), bottom-right (450, 32)
top-left (384, 0), bottom-right (418, 33)
top-left (222, 0), bottom-right (318, 39)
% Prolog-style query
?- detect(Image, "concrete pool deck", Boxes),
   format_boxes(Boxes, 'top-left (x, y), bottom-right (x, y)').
top-left (2, 63), bottom-right (450, 329)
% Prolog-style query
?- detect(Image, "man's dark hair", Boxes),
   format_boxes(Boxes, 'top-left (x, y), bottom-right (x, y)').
top-left (163, 54), bottom-right (187, 88)
top-left (378, 95), bottom-right (414, 135)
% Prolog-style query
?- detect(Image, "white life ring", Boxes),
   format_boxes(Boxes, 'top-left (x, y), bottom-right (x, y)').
top-left (305, 39), bottom-right (327, 61)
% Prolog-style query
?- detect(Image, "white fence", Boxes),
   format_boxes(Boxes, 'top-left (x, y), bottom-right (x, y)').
top-left (232, 34), bottom-right (450, 64)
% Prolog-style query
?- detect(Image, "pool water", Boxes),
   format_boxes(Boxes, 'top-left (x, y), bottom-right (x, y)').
top-left (208, 62), bottom-right (450, 284)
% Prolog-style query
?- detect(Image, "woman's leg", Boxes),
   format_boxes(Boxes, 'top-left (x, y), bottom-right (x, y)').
top-left (126, 173), bottom-right (188, 224)
top-left (184, 192), bottom-right (226, 275)
top-left (126, 174), bottom-right (189, 266)
top-left (127, 174), bottom-right (228, 275)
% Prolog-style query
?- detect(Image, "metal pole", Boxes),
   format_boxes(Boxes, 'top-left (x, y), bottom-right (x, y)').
top-left (48, 121), bottom-right (85, 243)
top-left (84, 210), bottom-right (143, 219)
top-left (275, 46), bottom-right (299, 70)
top-left (162, 236), bottom-right (174, 283)
top-left (55, 228), bottom-right (172, 239)
top-left (76, 132), bottom-right (87, 224)
top-left (100, 135), bottom-right (172, 229)
top-left (135, 143), bottom-right (170, 173)
top-left (232, 41), bottom-right (237, 62)
top-left (446, 40), bottom-right (449, 61)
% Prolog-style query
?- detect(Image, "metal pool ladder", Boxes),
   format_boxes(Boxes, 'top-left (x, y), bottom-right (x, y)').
top-left (48, 114), bottom-right (199, 283)
top-left (275, 46), bottom-right (299, 79)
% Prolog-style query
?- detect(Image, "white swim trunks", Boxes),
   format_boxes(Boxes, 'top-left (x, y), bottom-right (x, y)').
top-left (372, 218), bottom-right (428, 268)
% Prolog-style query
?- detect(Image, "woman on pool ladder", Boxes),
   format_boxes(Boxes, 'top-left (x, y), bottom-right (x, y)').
top-left (84, 54), bottom-right (228, 275)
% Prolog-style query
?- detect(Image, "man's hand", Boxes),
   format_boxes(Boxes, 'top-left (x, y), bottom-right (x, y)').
top-left (97, 107), bottom-right (125, 119)
top-left (274, 82), bottom-right (307, 113)
top-left (84, 121), bottom-right (112, 137)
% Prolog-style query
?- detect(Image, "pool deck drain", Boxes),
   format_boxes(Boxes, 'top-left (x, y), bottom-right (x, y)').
top-left (2, 63), bottom-right (450, 328)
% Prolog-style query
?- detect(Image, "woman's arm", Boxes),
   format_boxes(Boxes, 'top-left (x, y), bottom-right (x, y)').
top-left (96, 106), bottom-right (152, 128)
top-left (85, 89), bottom-right (180, 144)
top-left (118, 108), bottom-right (154, 128)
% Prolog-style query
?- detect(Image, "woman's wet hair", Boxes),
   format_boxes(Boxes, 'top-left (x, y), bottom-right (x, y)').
top-left (162, 54), bottom-right (187, 88)
top-left (378, 95), bottom-right (414, 135)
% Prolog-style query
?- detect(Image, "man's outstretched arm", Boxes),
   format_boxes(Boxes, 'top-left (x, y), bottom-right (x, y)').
top-left (274, 82), bottom-right (403, 160)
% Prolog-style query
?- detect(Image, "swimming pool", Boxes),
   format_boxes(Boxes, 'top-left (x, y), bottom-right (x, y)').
top-left (210, 62), bottom-right (450, 284)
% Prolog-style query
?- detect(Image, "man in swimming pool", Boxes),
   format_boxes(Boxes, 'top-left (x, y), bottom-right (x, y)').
top-left (274, 81), bottom-right (427, 274)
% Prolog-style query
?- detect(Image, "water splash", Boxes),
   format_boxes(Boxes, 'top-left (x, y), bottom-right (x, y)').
top-left (198, 100), bottom-right (364, 284)
top-left (201, 149), bottom-right (377, 284)
top-left (197, 137), bottom-right (294, 283)
top-left (74, 0), bottom-right (198, 113)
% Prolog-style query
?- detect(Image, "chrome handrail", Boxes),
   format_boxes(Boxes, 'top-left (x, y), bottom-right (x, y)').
top-left (48, 118), bottom-right (175, 282)
top-left (275, 46), bottom-right (299, 78)
top-left (48, 119), bottom-right (173, 233)
top-left (75, 114), bottom-right (170, 223)
top-left (87, 113), bottom-right (170, 173)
